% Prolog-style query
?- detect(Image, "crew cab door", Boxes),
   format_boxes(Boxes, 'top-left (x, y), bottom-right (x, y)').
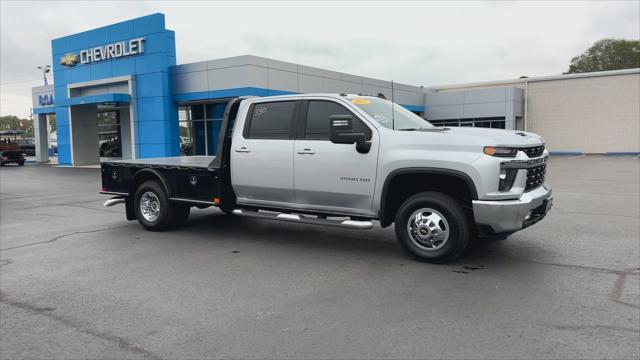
top-left (231, 100), bottom-right (298, 205)
top-left (294, 99), bottom-right (378, 215)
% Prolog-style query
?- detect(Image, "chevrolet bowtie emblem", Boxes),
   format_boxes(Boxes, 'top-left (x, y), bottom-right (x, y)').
top-left (60, 53), bottom-right (79, 67)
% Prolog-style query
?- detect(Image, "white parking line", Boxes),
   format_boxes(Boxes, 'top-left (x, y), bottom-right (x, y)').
top-left (568, 154), bottom-right (585, 159)
top-left (633, 154), bottom-right (640, 160)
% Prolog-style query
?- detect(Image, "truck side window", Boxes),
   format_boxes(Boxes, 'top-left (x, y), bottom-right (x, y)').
top-left (305, 101), bottom-right (372, 140)
top-left (247, 101), bottom-right (296, 139)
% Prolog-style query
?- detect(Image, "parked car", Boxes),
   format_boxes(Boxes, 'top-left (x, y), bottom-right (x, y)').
top-left (0, 131), bottom-right (26, 166)
top-left (0, 150), bottom-right (26, 166)
top-left (100, 94), bottom-right (552, 263)
top-left (16, 138), bottom-right (35, 156)
top-left (99, 135), bottom-right (120, 157)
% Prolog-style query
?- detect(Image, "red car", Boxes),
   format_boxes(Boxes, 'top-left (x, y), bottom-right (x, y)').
top-left (1, 130), bottom-right (27, 166)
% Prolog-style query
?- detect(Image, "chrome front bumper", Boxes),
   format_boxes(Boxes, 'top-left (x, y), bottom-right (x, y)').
top-left (472, 185), bottom-right (553, 234)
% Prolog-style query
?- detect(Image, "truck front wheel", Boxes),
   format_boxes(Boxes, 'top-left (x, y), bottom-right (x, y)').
top-left (395, 191), bottom-right (470, 263)
top-left (134, 180), bottom-right (174, 231)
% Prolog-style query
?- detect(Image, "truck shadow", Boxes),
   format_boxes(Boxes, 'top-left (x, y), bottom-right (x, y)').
top-left (177, 210), bottom-right (522, 266)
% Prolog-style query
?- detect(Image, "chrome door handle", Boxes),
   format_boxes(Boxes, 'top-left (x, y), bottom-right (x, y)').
top-left (235, 147), bottom-right (251, 153)
top-left (297, 148), bottom-right (315, 155)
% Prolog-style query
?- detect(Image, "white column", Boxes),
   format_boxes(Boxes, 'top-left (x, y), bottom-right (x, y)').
top-left (70, 106), bottom-right (100, 166)
top-left (33, 114), bottom-right (49, 163)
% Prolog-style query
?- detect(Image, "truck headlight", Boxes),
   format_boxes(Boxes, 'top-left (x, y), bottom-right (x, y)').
top-left (499, 168), bottom-right (518, 191)
top-left (484, 146), bottom-right (517, 157)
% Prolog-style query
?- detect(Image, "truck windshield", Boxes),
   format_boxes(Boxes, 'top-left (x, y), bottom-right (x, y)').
top-left (348, 97), bottom-right (433, 130)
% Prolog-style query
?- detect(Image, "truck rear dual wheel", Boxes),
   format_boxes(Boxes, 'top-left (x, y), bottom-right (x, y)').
top-left (395, 191), bottom-right (470, 263)
top-left (134, 180), bottom-right (190, 231)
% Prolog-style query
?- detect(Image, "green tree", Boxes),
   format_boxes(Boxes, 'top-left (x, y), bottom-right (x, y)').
top-left (567, 39), bottom-right (640, 74)
top-left (49, 114), bottom-right (56, 133)
top-left (0, 115), bottom-right (34, 137)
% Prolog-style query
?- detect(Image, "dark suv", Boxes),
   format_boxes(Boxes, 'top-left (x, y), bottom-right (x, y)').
top-left (0, 150), bottom-right (25, 166)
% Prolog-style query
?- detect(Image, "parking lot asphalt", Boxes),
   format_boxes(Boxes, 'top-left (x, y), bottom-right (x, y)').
top-left (1, 156), bottom-right (638, 359)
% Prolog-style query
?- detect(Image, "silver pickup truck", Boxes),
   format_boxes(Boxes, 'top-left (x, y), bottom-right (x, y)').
top-left (101, 94), bottom-right (553, 263)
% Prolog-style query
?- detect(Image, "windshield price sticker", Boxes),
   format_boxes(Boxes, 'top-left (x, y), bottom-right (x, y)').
top-left (351, 98), bottom-right (370, 105)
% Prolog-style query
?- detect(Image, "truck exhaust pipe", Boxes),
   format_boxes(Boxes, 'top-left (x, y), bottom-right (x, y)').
top-left (104, 197), bottom-right (126, 207)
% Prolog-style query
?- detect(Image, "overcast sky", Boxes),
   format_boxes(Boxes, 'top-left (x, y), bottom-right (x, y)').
top-left (1, 0), bottom-right (638, 118)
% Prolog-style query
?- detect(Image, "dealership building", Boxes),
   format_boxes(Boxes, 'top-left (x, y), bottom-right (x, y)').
top-left (31, 13), bottom-right (640, 165)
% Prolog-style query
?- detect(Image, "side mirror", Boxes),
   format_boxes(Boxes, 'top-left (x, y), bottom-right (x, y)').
top-left (330, 115), bottom-right (366, 144)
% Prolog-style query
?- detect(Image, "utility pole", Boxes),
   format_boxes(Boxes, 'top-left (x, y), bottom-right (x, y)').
top-left (37, 65), bottom-right (51, 85)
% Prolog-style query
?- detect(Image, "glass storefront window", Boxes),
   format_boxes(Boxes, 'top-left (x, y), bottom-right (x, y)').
top-left (97, 111), bottom-right (121, 158)
top-left (178, 102), bottom-right (226, 156)
top-left (430, 117), bottom-right (506, 129)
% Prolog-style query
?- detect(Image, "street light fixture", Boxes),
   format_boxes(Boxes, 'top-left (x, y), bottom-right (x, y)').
top-left (37, 65), bottom-right (51, 85)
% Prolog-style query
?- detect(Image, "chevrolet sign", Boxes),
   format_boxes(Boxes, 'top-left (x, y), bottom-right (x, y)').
top-left (59, 37), bottom-right (145, 67)
top-left (60, 53), bottom-right (79, 66)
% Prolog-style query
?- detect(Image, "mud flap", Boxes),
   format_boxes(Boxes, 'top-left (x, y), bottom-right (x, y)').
top-left (125, 197), bottom-right (137, 220)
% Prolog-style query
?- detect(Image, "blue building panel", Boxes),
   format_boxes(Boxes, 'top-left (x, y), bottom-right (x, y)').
top-left (165, 30), bottom-right (176, 58)
top-left (109, 19), bottom-right (135, 42)
top-left (136, 72), bottom-right (170, 98)
top-left (54, 69), bottom-right (71, 86)
top-left (138, 143), bottom-right (173, 158)
top-left (142, 32), bottom-right (170, 54)
top-left (56, 124), bottom-right (71, 145)
top-left (136, 96), bottom-right (168, 121)
top-left (173, 91), bottom-right (210, 102)
top-left (87, 26), bottom-right (111, 47)
top-left (54, 106), bottom-right (69, 127)
top-left (68, 93), bottom-right (130, 106)
top-left (65, 31), bottom-right (92, 53)
top-left (90, 60), bottom-right (113, 80)
top-left (135, 52), bottom-right (168, 75)
top-left (56, 123), bottom-right (72, 165)
top-left (112, 57), bottom-right (137, 77)
top-left (70, 66), bottom-right (91, 83)
top-left (33, 107), bottom-right (55, 115)
top-left (137, 121), bottom-right (172, 143)
top-left (54, 86), bottom-right (68, 105)
top-left (57, 146), bottom-right (73, 165)
top-left (133, 13), bottom-right (165, 37)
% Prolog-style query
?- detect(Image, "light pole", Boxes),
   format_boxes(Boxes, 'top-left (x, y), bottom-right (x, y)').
top-left (37, 65), bottom-right (51, 85)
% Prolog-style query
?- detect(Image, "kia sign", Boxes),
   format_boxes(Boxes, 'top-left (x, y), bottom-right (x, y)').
top-left (60, 37), bottom-right (145, 67)
top-left (38, 94), bottom-right (54, 107)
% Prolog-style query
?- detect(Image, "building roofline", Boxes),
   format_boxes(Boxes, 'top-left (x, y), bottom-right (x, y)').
top-left (427, 68), bottom-right (640, 91)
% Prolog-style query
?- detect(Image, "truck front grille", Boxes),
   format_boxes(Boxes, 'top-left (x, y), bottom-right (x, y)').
top-left (526, 164), bottom-right (546, 191)
top-left (522, 145), bottom-right (545, 158)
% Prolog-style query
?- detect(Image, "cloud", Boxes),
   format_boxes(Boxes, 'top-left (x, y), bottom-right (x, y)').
top-left (1, 0), bottom-right (638, 118)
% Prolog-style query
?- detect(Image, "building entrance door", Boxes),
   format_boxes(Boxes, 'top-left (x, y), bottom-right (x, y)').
top-left (69, 103), bottom-right (132, 166)
top-left (98, 110), bottom-right (121, 159)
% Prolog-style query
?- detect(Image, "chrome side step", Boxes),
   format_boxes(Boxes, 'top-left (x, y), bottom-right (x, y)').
top-left (232, 209), bottom-right (373, 230)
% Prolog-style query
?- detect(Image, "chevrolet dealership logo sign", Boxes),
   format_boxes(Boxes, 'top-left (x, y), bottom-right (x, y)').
top-left (60, 53), bottom-right (79, 66)
top-left (59, 37), bottom-right (145, 67)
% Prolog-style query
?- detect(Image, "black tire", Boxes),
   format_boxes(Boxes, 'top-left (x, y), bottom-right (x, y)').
top-left (394, 191), bottom-right (470, 264)
top-left (172, 204), bottom-right (191, 227)
top-left (134, 180), bottom-right (174, 231)
top-left (18, 161), bottom-right (24, 166)
top-left (0, 162), bottom-right (4, 166)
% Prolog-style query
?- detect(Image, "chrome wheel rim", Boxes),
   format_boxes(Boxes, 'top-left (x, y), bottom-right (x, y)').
top-left (140, 191), bottom-right (160, 222)
top-left (406, 208), bottom-right (450, 251)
